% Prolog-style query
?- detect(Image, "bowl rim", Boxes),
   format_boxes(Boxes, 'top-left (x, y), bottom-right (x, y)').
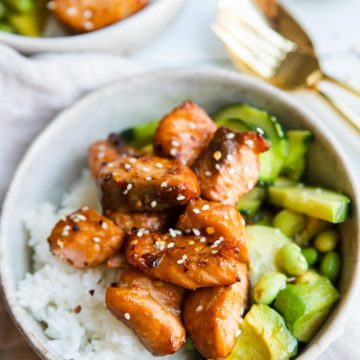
top-left (0, 0), bottom-right (174, 46)
top-left (1, 67), bottom-right (359, 360)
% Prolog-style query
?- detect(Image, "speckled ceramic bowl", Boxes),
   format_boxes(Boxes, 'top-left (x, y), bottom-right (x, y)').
top-left (1, 68), bottom-right (359, 359)
top-left (0, 0), bottom-right (185, 54)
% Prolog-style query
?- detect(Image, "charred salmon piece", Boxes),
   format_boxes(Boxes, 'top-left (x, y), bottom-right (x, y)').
top-left (88, 136), bottom-right (143, 180)
top-left (48, 207), bottom-right (125, 269)
top-left (52, 0), bottom-right (149, 33)
top-left (105, 209), bottom-right (174, 233)
top-left (153, 101), bottom-right (217, 166)
top-left (183, 263), bottom-right (249, 360)
top-left (125, 232), bottom-right (240, 290)
top-left (177, 198), bottom-right (248, 262)
top-left (106, 267), bottom-right (185, 356)
top-left (99, 155), bottom-right (200, 212)
top-left (194, 128), bottom-right (269, 206)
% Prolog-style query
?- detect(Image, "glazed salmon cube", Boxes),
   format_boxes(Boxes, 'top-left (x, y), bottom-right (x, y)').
top-left (194, 128), bottom-right (269, 206)
top-left (153, 101), bottom-right (217, 166)
top-left (99, 155), bottom-right (200, 212)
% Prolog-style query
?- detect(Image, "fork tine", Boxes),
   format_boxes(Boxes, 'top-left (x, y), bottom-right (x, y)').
top-left (212, 23), bottom-right (276, 78)
top-left (218, 5), bottom-right (297, 54)
top-left (218, 15), bottom-right (284, 68)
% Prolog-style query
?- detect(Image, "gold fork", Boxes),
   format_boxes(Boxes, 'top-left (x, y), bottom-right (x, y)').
top-left (213, 0), bottom-right (360, 131)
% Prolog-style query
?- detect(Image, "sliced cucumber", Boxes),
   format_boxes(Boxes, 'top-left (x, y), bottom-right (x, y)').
top-left (214, 104), bottom-right (288, 183)
top-left (272, 176), bottom-right (297, 187)
top-left (237, 187), bottom-right (266, 216)
top-left (216, 118), bottom-right (251, 132)
top-left (119, 119), bottom-right (159, 149)
top-left (282, 130), bottom-right (313, 171)
top-left (268, 186), bottom-right (350, 223)
top-left (246, 225), bottom-right (291, 285)
top-left (287, 157), bottom-right (306, 181)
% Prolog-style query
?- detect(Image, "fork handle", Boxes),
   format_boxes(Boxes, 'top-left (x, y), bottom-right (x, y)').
top-left (314, 87), bottom-right (360, 132)
top-left (322, 72), bottom-right (360, 99)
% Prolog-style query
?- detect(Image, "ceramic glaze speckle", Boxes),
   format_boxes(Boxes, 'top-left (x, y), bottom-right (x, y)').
top-left (0, 68), bottom-right (359, 360)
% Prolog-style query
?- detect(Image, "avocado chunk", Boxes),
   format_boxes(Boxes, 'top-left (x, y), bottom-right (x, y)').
top-left (119, 119), bottom-right (159, 148)
top-left (246, 225), bottom-right (291, 286)
top-left (274, 272), bottom-right (339, 342)
top-left (268, 185), bottom-right (350, 223)
top-left (227, 304), bottom-right (297, 360)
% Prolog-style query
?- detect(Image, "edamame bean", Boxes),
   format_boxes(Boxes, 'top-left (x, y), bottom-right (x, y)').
top-left (320, 252), bottom-right (340, 283)
top-left (253, 271), bottom-right (287, 305)
top-left (277, 243), bottom-right (308, 276)
top-left (302, 248), bottom-right (318, 267)
top-left (273, 209), bottom-right (306, 237)
top-left (314, 229), bottom-right (339, 253)
top-left (5, 0), bottom-right (33, 13)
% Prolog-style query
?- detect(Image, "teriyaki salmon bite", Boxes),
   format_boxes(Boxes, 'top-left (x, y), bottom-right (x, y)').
top-left (42, 100), bottom-right (349, 359)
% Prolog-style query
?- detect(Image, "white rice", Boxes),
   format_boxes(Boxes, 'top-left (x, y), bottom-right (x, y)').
top-left (16, 171), bottom-right (188, 360)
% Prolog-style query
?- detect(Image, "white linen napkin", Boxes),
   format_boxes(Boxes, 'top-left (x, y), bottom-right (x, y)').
top-left (0, 44), bottom-right (140, 206)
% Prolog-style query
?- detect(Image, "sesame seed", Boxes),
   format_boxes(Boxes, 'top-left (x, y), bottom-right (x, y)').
top-left (201, 204), bottom-right (210, 211)
top-left (200, 237), bottom-right (206, 243)
top-left (97, 152), bottom-right (105, 159)
top-left (136, 229), bottom-right (144, 237)
top-left (215, 164), bottom-right (221, 170)
top-left (84, 21), bottom-right (94, 30)
top-left (241, 217), bottom-right (246, 226)
top-left (189, 123), bottom-right (197, 129)
top-left (247, 180), bottom-right (254, 189)
top-left (193, 208), bottom-right (200, 214)
top-left (81, 206), bottom-right (89, 211)
top-left (177, 195), bottom-right (185, 201)
top-left (213, 151), bottom-right (222, 161)
top-left (62, 230), bottom-right (69, 237)
top-left (188, 240), bottom-right (195, 245)
top-left (124, 313), bottom-right (131, 320)
top-left (185, 229), bottom-right (192, 234)
top-left (205, 171), bottom-right (212, 177)
top-left (124, 163), bottom-right (131, 170)
top-left (151, 201), bottom-right (157, 208)
top-left (244, 139), bottom-right (254, 147)
top-left (83, 9), bottom-right (93, 19)
top-left (129, 158), bottom-right (137, 163)
top-left (212, 250), bottom-right (218, 254)
top-left (206, 227), bottom-right (215, 235)
top-left (155, 241), bottom-right (165, 251)
top-left (195, 305), bottom-right (203, 312)
top-left (167, 242), bottom-right (175, 248)
top-left (57, 240), bottom-right (64, 248)
top-left (171, 140), bottom-right (180, 147)
top-left (236, 329), bottom-right (241, 337)
top-left (287, 277), bottom-right (296, 283)
top-left (170, 148), bottom-right (177, 156)
top-left (107, 162), bottom-right (115, 168)
top-left (101, 222), bottom-right (109, 230)
top-left (66, 6), bottom-right (77, 16)
top-left (182, 254), bottom-right (187, 260)
top-left (169, 228), bottom-right (177, 238)
top-left (63, 225), bottom-right (71, 231)
top-left (177, 258), bottom-right (184, 265)
top-left (142, 167), bottom-right (150, 172)
top-left (93, 237), bottom-right (100, 243)
top-left (145, 176), bottom-right (152, 181)
top-left (77, 214), bottom-right (86, 221)
top-left (123, 183), bottom-right (133, 195)
top-left (192, 228), bottom-right (201, 236)
top-left (155, 163), bottom-right (163, 168)
top-left (226, 132), bottom-right (235, 139)
top-left (226, 154), bottom-right (234, 162)
top-left (161, 181), bottom-right (168, 187)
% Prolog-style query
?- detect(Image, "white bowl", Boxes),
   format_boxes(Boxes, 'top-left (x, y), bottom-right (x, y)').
top-left (1, 68), bottom-right (359, 359)
top-left (0, 0), bottom-right (185, 54)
